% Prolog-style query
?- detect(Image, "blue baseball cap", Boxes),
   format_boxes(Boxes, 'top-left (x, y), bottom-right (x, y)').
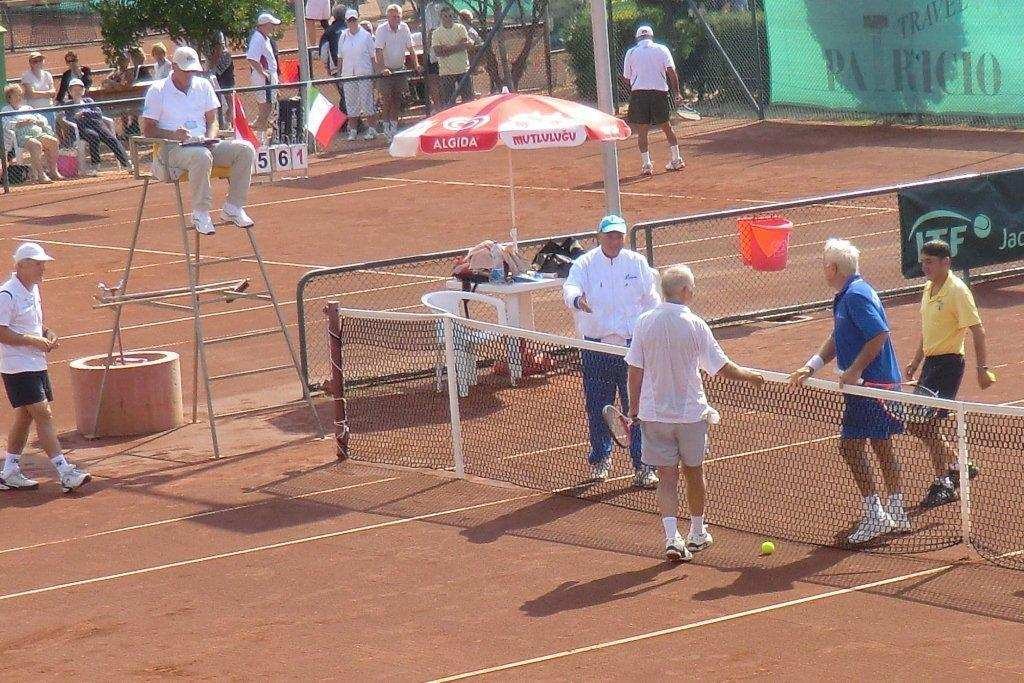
top-left (598, 215), bottom-right (627, 234)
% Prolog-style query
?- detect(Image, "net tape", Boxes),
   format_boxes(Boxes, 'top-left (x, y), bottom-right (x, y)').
top-left (328, 305), bottom-right (1024, 570)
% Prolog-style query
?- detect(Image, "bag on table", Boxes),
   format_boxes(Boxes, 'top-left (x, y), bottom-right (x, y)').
top-left (531, 237), bottom-right (585, 278)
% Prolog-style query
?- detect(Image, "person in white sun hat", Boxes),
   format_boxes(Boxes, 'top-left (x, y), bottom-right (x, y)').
top-left (0, 243), bottom-right (90, 494)
top-left (141, 46), bottom-right (257, 236)
top-left (621, 24), bottom-right (685, 177)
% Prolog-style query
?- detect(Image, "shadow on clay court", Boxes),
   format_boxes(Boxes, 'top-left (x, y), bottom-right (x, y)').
top-left (521, 562), bottom-right (686, 616)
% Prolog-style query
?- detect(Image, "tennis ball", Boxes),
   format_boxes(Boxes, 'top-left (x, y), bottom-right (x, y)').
top-left (986, 370), bottom-right (997, 383)
top-left (761, 540), bottom-right (775, 556)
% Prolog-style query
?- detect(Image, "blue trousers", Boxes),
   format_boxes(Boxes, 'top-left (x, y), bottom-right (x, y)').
top-left (581, 343), bottom-right (643, 469)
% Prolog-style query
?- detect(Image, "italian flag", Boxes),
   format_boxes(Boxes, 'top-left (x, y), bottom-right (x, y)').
top-left (306, 86), bottom-right (347, 148)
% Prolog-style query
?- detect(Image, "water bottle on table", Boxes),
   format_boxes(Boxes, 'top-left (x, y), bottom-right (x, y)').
top-left (489, 243), bottom-right (505, 283)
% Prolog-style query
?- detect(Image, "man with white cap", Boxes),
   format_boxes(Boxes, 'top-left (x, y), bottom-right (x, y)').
top-left (247, 12), bottom-right (283, 135)
top-left (337, 8), bottom-right (379, 140)
top-left (141, 46), bottom-right (257, 236)
top-left (563, 215), bottom-right (661, 489)
top-left (0, 243), bottom-right (90, 493)
top-left (621, 25), bottom-right (684, 176)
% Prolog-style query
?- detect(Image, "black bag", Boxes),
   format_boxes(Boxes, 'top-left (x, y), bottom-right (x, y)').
top-left (532, 238), bottom-right (586, 278)
top-left (277, 97), bottom-right (304, 144)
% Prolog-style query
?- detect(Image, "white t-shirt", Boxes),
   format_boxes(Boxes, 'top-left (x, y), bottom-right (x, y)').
top-left (20, 69), bottom-right (55, 108)
top-left (141, 76), bottom-right (220, 138)
top-left (623, 39), bottom-right (674, 92)
top-left (562, 247), bottom-right (660, 342)
top-left (625, 302), bottom-right (729, 423)
top-left (337, 28), bottom-right (375, 77)
top-left (247, 30), bottom-right (278, 74)
top-left (375, 21), bottom-right (414, 70)
top-left (0, 275), bottom-right (47, 373)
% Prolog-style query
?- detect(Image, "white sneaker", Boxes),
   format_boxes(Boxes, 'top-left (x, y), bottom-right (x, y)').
top-left (346, 129), bottom-right (357, 141)
top-left (665, 536), bottom-right (693, 562)
top-left (193, 211), bottom-right (216, 235)
top-left (223, 204), bottom-right (254, 228)
top-left (363, 127), bottom-right (377, 140)
top-left (686, 527), bottom-right (714, 552)
top-left (847, 510), bottom-right (896, 544)
top-left (665, 157), bottom-right (685, 171)
top-left (633, 467), bottom-right (659, 489)
top-left (640, 162), bottom-right (654, 177)
top-left (590, 459), bottom-right (610, 482)
top-left (0, 470), bottom-right (39, 490)
top-left (887, 502), bottom-right (912, 533)
top-left (59, 465), bottom-right (91, 493)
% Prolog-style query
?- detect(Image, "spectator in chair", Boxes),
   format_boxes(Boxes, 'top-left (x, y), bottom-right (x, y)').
top-left (337, 9), bottom-right (379, 141)
top-left (20, 52), bottom-right (57, 129)
top-left (56, 50), bottom-right (92, 103)
top-left (141, 47), bottom-right (256, 236)
top-left (65, 79), bottom-right (132, 174)
top-left (374, 3), bottom-right (419, 139)
top-left (2, 85), bottom-right (63, 183)
top-left (247, 12), bottom-right (283, 137)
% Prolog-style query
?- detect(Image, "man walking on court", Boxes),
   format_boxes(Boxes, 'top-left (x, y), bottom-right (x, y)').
top-left (905, 239), bottom-right (992, 508)
top-left (563, 215), bottom-right (660, 489)
top-left (626, 265), bottom-right (764, 561)
top-left (790, 239), bottom-right (909, 544)
top-left (0, 243), bottom-right (90, 493)
top-left (621, 25), bottom-right (684, 177)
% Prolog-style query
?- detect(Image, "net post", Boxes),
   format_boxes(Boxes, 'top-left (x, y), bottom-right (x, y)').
top-left (325, 303), bottom-right (350, 460)
top-left (955, 404), bottom-right (972, 548)
top-left (442, 315), bottom-right (466, 478)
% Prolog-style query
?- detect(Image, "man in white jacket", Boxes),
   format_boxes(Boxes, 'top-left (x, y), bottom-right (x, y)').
top-left (563, 215), bottom-right (660, 488)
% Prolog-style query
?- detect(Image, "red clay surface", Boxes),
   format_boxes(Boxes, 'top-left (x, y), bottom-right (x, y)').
top-left (3, 119), bottom-right (1024, 678)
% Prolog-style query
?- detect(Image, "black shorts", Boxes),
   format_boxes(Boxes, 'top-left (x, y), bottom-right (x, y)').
top-left (2, 370), bottom-right (53, 408)
top-left (915, 354), bottom-right (965, 419)
top-left (427, 61), bottom-right (440, 75)
top-left (627, 89), bottom-right (671, 126)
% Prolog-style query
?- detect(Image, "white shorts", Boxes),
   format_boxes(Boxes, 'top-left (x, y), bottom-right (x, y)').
top-left (342, 79), bottom-right (376, 117)
top-left (250, 70), bottom-right (280, 104)
top-left (305, 0), bottom-right (331, 21)
top-left (640, 420), bottom-right (708, 468)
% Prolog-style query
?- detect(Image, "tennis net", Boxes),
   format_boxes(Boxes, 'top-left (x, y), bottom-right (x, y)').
top-left (326, 304), bottom-right (1024, 570)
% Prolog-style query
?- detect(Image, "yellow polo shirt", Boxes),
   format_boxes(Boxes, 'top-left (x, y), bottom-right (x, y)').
top-left (921, 272), bottom-right (981, 356)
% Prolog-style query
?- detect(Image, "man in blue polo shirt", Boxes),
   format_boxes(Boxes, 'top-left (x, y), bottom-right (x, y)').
top-left (789, 238), bottom-right (908, 544)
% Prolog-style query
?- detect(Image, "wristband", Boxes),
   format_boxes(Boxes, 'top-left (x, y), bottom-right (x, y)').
top-left (805, 355), bottom-right (824, 372)
top-left (573, 295), bottom-right (582, 310)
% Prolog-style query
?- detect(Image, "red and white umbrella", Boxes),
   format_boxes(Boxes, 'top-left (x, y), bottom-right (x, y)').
top-left (389, 92), bottom-right (630, 228)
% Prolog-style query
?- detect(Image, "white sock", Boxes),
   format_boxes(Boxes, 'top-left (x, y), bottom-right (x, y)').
top-left (662, 516), bottom-right (678, 541)
top-left (888, 492), bottom-right (905, 512)
top-left (50, 452), bottom-right (69, 472)
top-left (2, 453), bottom-right (20, 475)
top-left (641, 151), bottom-right (651, 165)
top-left (689, 515), bottom-right (705, 536)
top-left (670, 145), bottom-right (681, 161)
top-left (863, 493), bottom-right (882, 516)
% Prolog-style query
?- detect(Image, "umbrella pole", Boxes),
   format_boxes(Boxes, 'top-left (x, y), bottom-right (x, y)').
top-left (507, 147), bottom-right (516, 230)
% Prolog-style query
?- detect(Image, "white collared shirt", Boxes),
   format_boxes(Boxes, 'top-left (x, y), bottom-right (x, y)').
top-left (375, 21), bottom-right (414, 70)
top-left (624, 302), bottom-right (729, 423)
top-left (623, 39), bottom-right (674, 92)
top-left (562, 246), bottom-right (660, 342)
top-left (338, 28), bottom-right (376, 76)
top-left (141, 76), bottom-right (219, 138)
top-left (247, 29), bottom-right (277, 74)
top-left (0, 275), bottom-right (47, 373)
top-left (20, 69), bottom-right (55, 108)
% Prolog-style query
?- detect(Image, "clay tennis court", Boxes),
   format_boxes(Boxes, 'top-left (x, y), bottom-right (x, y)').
top-left (3, 120), bottom-right (1024, 678)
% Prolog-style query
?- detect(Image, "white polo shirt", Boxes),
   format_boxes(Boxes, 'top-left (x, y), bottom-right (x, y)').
top-left (0, 275), bottom-right (47, 374)
top-left (623, 39), bottom-right (674, 91)
top-left (246, 29), bottom-right (278, 74)
top-left (338, 28), bottom-right (376, 76)
top-left (20, 69), bottom-right (55, 109)
top-left (624, 302), bottom-right (729, 423)
top-left (562, 246), bottom-right (660, 343)
top-left (375, 21), bottom-right (414, 70)
top-left (141, 76), bottom-right (219, 139)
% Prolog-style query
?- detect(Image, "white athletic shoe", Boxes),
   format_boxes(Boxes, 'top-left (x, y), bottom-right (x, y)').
top-left (847, 509), bottom-right (896, 544)
top-left (346, 129), bottom-right (357, 141)
top-left (363, 127), bottom-right (377, 140)
top-left (686, 527), bottom-right (714, 552)
top-left (0, 470), bottom-right (39, 490)
top-left (665, 536), bottom-right (693, 562)
top-left (192, 211), bottom-right (216, 235)
top-left (59, 466), bottom-right (91, 493)
top-left (887, 502), bottom-right (912, 533)
top-left (633, 467), bottom-right (659, 489)
top-left (640, 162), bottom-right (654, 177)
top-left (665, 157), bottom-right (685, 171)
top-left (591, 459), bottom-right (610, 482)
top-left (223, 204), bottom-right (255, 228)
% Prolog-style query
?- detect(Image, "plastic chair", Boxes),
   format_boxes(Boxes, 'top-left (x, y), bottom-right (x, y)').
top-left (421, 290), bottom-right (523, 396)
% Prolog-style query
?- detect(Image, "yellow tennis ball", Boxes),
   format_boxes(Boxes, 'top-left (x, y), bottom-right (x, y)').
top-left (986, 370), bottom-right (997, 383)
top-left (761, 540), bottom-right (775, 556)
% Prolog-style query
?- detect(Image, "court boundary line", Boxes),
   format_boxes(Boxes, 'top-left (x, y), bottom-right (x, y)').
top-left (429, 562), bottom-right (960, 681)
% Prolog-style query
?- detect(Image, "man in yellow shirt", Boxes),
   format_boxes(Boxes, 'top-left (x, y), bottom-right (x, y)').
top-left (905, 239), bottom-right (993, 508)
top-left (431, 5), bottom-right (474, 107)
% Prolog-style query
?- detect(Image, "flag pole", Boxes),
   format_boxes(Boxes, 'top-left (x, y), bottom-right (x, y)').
top-left (293, 0), bottom-right (312, 153)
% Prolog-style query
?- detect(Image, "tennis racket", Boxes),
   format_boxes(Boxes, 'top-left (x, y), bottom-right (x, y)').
top-left (602, 404), bottom-right (633, 448)
top-left (863, 380), bottom-right (939, 427)
top-left (674, 104), bottom-right (702, 121)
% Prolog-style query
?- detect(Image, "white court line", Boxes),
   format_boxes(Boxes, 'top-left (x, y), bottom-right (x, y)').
top-left (429, 562), bottom-right (957, 681)
top-left (0, 491), bottom-right (544, 604)
top-left (0, 476), bottom-right (399, 556)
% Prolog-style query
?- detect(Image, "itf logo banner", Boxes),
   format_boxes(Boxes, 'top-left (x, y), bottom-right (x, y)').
top-left (898, 168), bottom-right (1024, 278)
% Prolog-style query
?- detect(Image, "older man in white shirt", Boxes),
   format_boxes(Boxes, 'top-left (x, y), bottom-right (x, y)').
top-left (141, 47), bottom-right (256, 236)
top-left (0, 243), bottom-right (90, 493)
top-left (338, 9), bottom-right (379, 140)
top-left (247, 12), bottom-right (282, 135)
top-left (626, 264), bottom-right (764, 561)
top-left (563, 214), bottom-right (660, 488)
top-left (375, 4), bottom-right (419, 139)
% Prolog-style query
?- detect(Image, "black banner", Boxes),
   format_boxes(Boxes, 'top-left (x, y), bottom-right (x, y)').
top-left (899, 169), bottom-right (1024, 278)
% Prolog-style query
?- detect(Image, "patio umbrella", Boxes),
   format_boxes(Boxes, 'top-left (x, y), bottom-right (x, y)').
top-left (389, 91), bottom-right (631, 230)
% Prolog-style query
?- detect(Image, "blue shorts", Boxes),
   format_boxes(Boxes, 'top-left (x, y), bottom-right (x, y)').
top-left (841, 394), bottom-right (903, 440)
